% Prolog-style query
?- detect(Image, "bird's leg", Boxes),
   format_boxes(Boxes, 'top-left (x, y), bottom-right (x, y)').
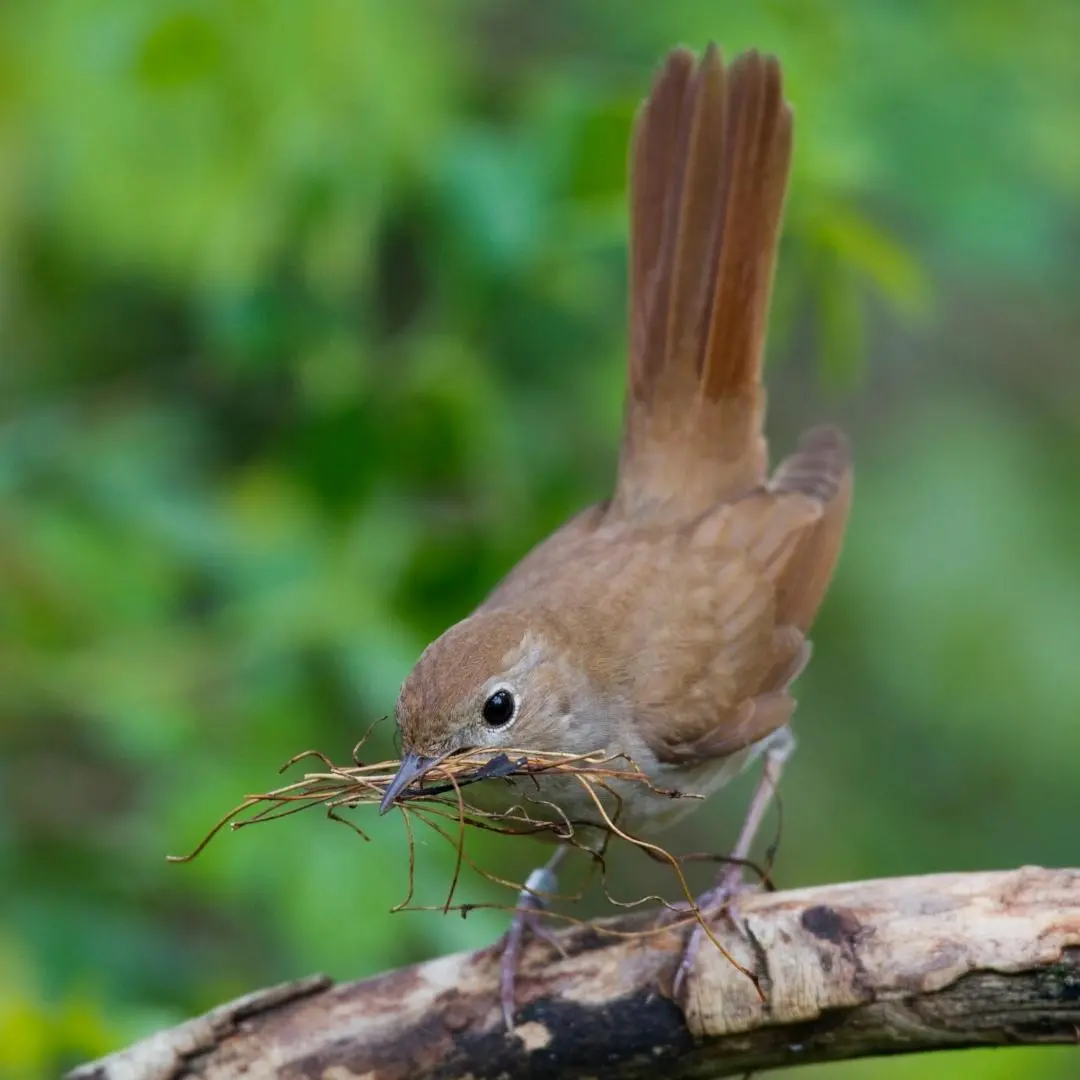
top-left (498, 846), bottom-right (568, 1030)
top-left (672, 726), bottom-right (795, 1000)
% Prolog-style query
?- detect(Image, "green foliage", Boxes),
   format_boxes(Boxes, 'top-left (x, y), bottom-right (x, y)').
top-left (1, 3), bottom-right (1077, 1077)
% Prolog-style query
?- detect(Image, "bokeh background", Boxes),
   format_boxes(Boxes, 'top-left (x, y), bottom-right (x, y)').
top-left (1, 2), bottom-right (1078, 1077)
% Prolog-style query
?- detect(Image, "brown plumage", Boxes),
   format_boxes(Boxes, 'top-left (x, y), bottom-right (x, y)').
top-left (387, 45), bottom-right (852, 839)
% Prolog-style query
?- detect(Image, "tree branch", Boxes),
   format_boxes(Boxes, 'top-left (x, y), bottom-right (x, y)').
top-left (70, 866), bottom-right (1080, 1080)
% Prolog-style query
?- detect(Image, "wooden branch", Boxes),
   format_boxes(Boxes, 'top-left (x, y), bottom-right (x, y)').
top-left (70, 867), bottom-right (1080, 1080)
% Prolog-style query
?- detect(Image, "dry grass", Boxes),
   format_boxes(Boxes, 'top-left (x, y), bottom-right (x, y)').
top-left (169, 738), bottom-right (773, 997)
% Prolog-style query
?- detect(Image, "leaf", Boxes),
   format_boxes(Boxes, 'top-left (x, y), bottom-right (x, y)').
top-left (815, 260), bottom-right (865, 385)
top-left (813, 203), bottom-right (933, 320)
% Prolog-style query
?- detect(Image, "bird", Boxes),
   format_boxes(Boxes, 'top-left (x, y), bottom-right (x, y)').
top-left (379, 43), bottom-right (853, 1028)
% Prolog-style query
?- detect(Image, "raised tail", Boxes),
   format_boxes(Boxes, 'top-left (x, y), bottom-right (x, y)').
top-left (615, 45), bottom-right (793, 520)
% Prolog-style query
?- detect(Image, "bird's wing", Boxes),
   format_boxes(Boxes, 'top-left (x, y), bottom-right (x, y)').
top-left (635, 424), bottom-right (851, 763)
top-left (631, 487), bottom-right (823, 764)
top-left (768, 425), bottom-right (853, 632)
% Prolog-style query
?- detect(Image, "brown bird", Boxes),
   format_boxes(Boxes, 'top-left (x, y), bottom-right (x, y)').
top-left (380, 43), bottom-right (852, 1026)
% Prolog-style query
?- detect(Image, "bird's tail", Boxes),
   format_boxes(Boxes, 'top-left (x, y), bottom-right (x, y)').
top-left (615, 45), bottom-right (792, 520)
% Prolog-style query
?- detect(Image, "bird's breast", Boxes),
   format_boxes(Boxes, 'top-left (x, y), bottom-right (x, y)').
top-left (449, 742), bottom-right (761, 846)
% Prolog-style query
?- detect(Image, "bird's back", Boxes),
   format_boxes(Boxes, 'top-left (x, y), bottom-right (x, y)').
top-left (483, 47), bottom-right (853, 774)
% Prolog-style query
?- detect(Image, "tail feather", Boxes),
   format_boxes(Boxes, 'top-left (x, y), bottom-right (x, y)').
top-left (703, 52), bottom-right (791, 403)
top-left (616, 46), bottom-right (793, 521)
top-left (629, 50), bottom-right (694, 399)
top-left (664, 48), bottom-right (729, 391)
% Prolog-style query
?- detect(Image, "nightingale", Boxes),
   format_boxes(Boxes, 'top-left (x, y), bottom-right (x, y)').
top-left (380, 43), bottom-right (852, 1026)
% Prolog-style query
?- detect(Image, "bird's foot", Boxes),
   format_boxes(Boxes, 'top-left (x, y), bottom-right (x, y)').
top-left (670, 864), bottom-right (758, 1001)
top-left (494, 862), bottom-right (566, 1031)
top-left (668, 728), bottom-right (792, 1000)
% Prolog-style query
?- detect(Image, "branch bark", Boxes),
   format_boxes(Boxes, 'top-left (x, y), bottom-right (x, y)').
top-left (70, 866), bottom-right (1080, 1080)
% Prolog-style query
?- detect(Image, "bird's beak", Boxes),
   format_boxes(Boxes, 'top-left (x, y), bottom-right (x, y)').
top-left (379, 751), bottom-right (438, 815)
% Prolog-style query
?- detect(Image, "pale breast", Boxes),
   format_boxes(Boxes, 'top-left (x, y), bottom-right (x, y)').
top-left (453, 734), bottom-right (769, 849)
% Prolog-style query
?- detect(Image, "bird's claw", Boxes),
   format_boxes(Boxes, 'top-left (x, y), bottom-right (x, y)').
top-left (670, 866), bottom-right (756, 1001)
top-left (497, 865), bottom-right (565, 1030)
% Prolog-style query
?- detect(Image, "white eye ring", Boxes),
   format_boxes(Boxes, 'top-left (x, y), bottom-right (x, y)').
top-left (481, 687), bottom-right (517, 728)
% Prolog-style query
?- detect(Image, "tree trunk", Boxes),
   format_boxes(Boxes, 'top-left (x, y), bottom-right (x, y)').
top-left (70, 866), bottom-right (1080, 1079)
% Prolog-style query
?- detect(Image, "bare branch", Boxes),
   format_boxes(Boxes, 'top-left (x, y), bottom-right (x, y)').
top-left (69, 867), bottom-right (1080, 1080)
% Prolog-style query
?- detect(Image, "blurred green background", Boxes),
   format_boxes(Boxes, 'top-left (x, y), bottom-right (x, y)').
top-left (1, 1), bottom-right (1078, 1077)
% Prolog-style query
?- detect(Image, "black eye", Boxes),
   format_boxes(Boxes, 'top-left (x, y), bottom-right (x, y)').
top-left (482, 689), bottom-right (516, 727)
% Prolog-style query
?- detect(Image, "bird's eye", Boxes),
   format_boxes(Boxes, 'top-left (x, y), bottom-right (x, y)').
top-left (482, 689), bottom-right (516, 727)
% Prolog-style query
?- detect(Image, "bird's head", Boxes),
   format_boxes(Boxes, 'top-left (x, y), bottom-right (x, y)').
top-left (379, 609), bottom-right (607, 811)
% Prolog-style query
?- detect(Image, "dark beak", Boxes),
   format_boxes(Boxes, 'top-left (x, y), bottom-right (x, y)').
top-left (379, 751), bottom-right (438, 815)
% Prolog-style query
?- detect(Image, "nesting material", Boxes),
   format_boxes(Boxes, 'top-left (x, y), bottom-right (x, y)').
top-left (168, 742), bottom-right (768, 995)
top-left (168, 745), bottom-right (696, 862)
